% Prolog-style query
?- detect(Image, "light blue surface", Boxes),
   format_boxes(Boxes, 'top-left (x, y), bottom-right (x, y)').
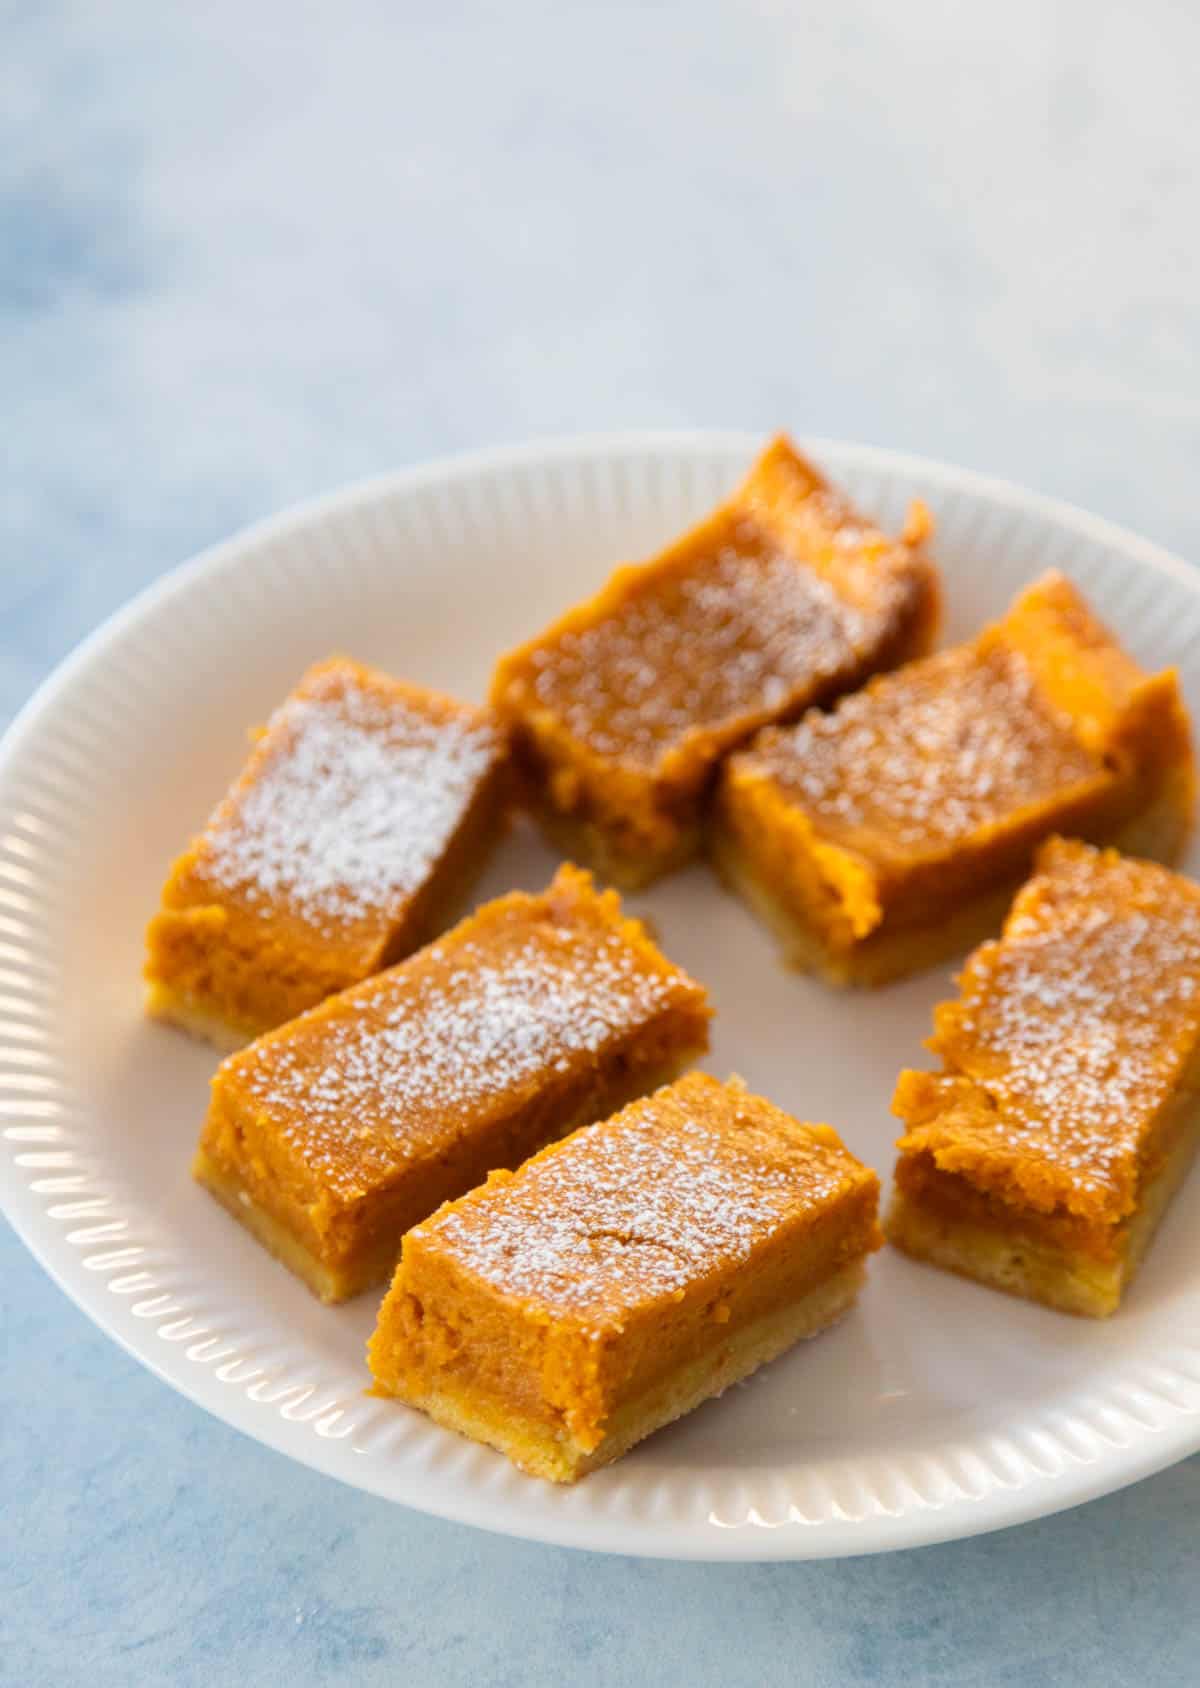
top-left (5, 3), bottom-right (1200, 1682)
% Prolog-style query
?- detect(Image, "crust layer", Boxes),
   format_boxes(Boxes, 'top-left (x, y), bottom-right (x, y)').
top-left (711, 774), bottom-right (1192, 989)
top-left (885, 1097), bottom-right (1200, 1317)
top-left (145, 980), bottom-right (264, 1053)
top-left (383, 1258), bottom-right (867, 1481)
top-left (711, 569), bottom-right (1195, 986)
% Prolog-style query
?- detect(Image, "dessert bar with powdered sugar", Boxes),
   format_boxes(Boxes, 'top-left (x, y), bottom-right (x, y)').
top-left (713, 573), bottom-right (1194, 985)
top-left (490, 435), bottom-right (939, 888)
top-left (145, 657), bottom-right (510, 1047)
top-left (369, 1072), bottom-right (881, 1481)
top-left (193, 864), bottom-right (711, 1301)
top-left (887, 838), bottom-right (1200, 1315)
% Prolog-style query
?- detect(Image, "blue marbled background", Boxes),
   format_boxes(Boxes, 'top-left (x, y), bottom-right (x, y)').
top-left (5, 3), bottom-right (1200, 1681)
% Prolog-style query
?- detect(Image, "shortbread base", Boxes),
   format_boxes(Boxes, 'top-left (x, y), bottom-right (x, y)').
top-left (145, 981), bottom-right (265, 1053)
top-left (193, 1147), bottom-right (397, 1301)
top-left (709, 825), bottom-right (1014, 987)
top-left (710, 776), bottom-right (1193, 989)
top-left (522, 797), bottom-right (701, 892)
top-left (376, 1258), bottom-right (867, 1482)
top-left (885, 1098), bottom-right (1200, 1317)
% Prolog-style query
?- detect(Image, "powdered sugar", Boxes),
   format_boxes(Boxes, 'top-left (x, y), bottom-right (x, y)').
top-left (200, 665), bottom-right (501, 934)
top-left (228, 891), bottom-right (704, 1198)
top-left (936, 843), bottom-right (1200, 1213)
top-left (522, 521), bottom-right (914, 771)
top-left (419, 1075), bottom-right (864, 1320)
top-left (746, 643), bottom-right (1105, 855)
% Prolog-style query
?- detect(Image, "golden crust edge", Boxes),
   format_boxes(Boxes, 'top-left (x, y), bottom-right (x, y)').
top-left (520, 803), bottom-right (703, 891)
top-left (372, 1257), bottom-right (869, 1483)
top-left (884, 1095), bottom-right (1200, 1317)
top-left (708, 769), bottom-right (1194, 989)
top-left (145, 980), bottom-right (263, 1053)
top-left (192, 1147), bottom-right (379, 1303)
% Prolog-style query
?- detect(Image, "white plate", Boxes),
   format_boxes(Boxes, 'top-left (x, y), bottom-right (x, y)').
top-left (4, 433), bottom-right (1200, 1562)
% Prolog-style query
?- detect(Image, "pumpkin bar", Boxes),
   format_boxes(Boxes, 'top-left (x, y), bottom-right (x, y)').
top-left (369, 1072), bottom-right (881, 1482)
top-left (886, 839), bottom-right (1200, 1317)
top-left (145, 657), bottom-right (510, 1048)
top-left (713, 573), bottom-right (1194, 986)
top-left (193, 865), bottom-right (711, 1302)
top-left (490, 435), bottom-right (939, 888)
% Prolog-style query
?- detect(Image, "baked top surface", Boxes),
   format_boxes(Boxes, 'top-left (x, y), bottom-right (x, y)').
top-left (726, 572), bottom-right (1153, 874)
top-left (735, 637), bottom-right (1109, 868)
top-left (409, 1071), bottom-right (876, 1326)
top-left (897, 839), bottom-right (1200, 1222)
top-left (169, 658), bottom-right (504, 943)
top-left (494, 438), bottom-right (929, 774)
top-left (214, 867), bottom-right (708, 1204)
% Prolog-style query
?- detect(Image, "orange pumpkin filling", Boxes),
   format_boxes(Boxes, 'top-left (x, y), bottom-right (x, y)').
top-left (886, 839), bottom-right (1200, 1315)
top-left (146, 657), bottom-right (511, 1047)
top-left (491, 435), bottom-right (938, 888)
top-left (369, 1073), bottom-right (880, 1481)
top-left (194, 865), bottom-right (711, 1302)
top-left (714, 572), bottom-right (1194, 985)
